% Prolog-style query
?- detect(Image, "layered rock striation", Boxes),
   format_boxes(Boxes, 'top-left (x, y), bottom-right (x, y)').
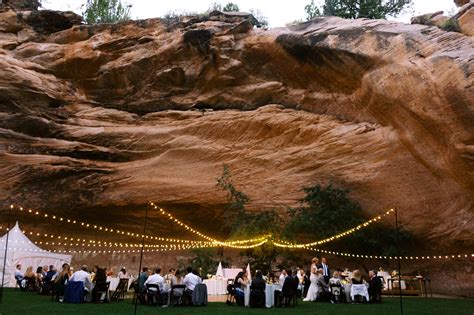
top-left (0, 8), bottom-right (473, 292)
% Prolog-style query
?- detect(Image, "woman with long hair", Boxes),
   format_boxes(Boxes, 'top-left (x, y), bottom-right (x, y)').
top-left (53, 263), bottom-right (70, 302)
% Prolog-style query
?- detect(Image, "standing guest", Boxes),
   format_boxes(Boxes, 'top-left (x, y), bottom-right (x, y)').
top-left (138, 267), bottom-right (149, 294)
top-left (303, 258), bottom-right (319, 301)
top-left (351, 270), bottom-right (364, 284)
top-left (368, 270), bottom-right (382, 303)
top-left (275, 269), bottom-right (299, 307)
top-left (42, 265), bottom-right (49, 277)
top-left (279, 269), bottom-right (288, 286)
top-left (118, 267), bottom-right (128, 279)
top-left (320, 258), bottom-right (330, 283)
top-left (53, 263), bottom-right (70, 301)
top-left (69, 265), bottom-right (93, 293)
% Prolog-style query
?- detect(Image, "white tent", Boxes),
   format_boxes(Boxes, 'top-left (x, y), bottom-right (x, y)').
top-left (0, 222), bottom-right (72, 287)
top-left (216, 261), bottom-right (224, 278)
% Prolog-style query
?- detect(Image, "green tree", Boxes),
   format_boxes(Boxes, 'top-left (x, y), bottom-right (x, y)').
top-left (216, 165), bottom-right (249, 234)
top-left (305, 0), bottom-right (322, 20)
top-left (284, 184), bottom-right (412, 257)
top-left (82, 0), bottom-right (131, 24)
top-left (305, 0), bottom-right (412, 20)
top-left (209, 2), bottom-right (222, 11)
top-left (223, 2), bottom-right (239, 12)
top-left (249, 8), bottom-right (269, 28)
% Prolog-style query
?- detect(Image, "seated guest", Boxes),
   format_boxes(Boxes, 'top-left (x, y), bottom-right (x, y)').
top-left (42, 265), bottom-right (56, 294)
top-left (14, 264), bottom-right (24, 288)
top-left (36, 266), bottom-right (44, 292)
top-left (351, 270), bottom-right (364, 284)
top-left (42, 265), bottom-right (49, 277)
top-left (315, 268), bottom-right (330, 301)
top-left (275, 269), bottom-right (299, 307)
top-left (250, 271), bottom-right (266, 308)
top-left (53, 263), bottom-right (70, 301)
top-left (92, 266), bottom-right (108, 303)
top-left (329, 271), bottom-right (342, 285)
top-left (368, 270), bottom-right (382, 303)
top-left (23, 266), bottom-right (36, 291)
top-left (138, 267), bottom-right (149, 294)
top-left (118, 267), bottom-right (128, 279)
top-left (233, 271), bottom-right (248, 306)
top-left (45, 265), bottom-right (56, 281)
top-left (183, 267), bottom-right (202, 304)
top-left (279, 269), bottom-right (288, 286)
top-left (170, 269), bottom-right (184, 301)
top-left (145, 267), bottom-right (167, 305)
top-left (69, 265), bottom-right (93, 293)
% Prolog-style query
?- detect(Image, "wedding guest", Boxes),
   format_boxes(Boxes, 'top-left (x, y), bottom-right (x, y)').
top-left (183, 267), bottom-right (202, 304)
top-left (69, 265), bottom-right (93, 292)
top-left (42, 265), bottom-right (49, 277)
top-left (351, 270), bottom-right (364, 284)
top-left (42, 265), bottom-right (56, 293)
top-left (297, 267), bottom-right (305, 297)
top-left (53, 263), bottom-right (70, 301)
top-left (23, 266), bottom-right (36, 291)
top-left (144, 267), bottom-right (165, 291)
top-left (233, 271), bottom-right (248, 306)
top-left (250, 271), bottom-right (266, 308)
top-left (14, 264), bottom-right (24, 284)
top-left (275, 269), bottom-right (299, 307)
top-left (92, 267), bottom-right (108, 303)
top-left (118, 267), bottom-right (128, 279)
top-left (368, 270), bottom-right (383, 303)
top-left (36, 266), bottom-right (44, 291)
top-left (170, 270), bottom-right (184, 299)
top-left (45, 265), bottom-right (56, 281)
top-left (279, 269), bottom-right (288, 286)
top-left (315, 268), bottom-right (330, 301)
top-left (329, 271), bottom-right (342, 285)
top-left (138, 267), bottom-right (149, 293)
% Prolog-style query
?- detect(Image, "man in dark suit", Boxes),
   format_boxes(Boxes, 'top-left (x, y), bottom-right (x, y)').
top-left (318, 257), bottom-right (331, 283)
top-left (368, 270), bottom-right (383, 303)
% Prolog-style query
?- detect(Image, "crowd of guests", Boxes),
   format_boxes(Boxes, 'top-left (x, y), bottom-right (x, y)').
top-left (228, 257), bottom-right (383, 308)
top-left (13, 257), bottom-right (383, 307)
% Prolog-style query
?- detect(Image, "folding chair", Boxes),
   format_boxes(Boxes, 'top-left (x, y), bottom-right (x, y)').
top-left (225, 279), bottom-right (236, 305)
top-left (111, 278), bottom-right (128, 301)
top-left (330, 283), bottom-right (343, 303)
top-left (170, 284), bottom-right (185, 306)
top-left (146, 284), bottom-right (163, 306)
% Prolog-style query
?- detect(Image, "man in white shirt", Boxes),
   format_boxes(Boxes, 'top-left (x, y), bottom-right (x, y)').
top-left (14, 264), bottom-right (24, 288)
top-left (183, 267), bottom-right (202, 292)
top-left (279, 269), bottom-right (287, 286)
top-left (69, 265), bottom-right (93, 292)
top-left (144, 267), bottom-right (165, 292)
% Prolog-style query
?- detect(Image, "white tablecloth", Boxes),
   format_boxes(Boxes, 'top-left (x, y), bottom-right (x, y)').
top-left (203, 279), bottom-right (227, 295)
top-left (387, 277), bottom-right (406, 290)
top-left (107, 277), bottom-right (134, 291)
top-left (350, 284), bottom-right (369, 301)
top-left (265, 284), bottom-right (281, 308)
top-left (343, 284), bottom-right (352, 302)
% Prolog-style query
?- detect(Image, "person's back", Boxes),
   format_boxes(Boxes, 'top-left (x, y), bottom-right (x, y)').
top-left (138, 269), bottom-right (148, 293)
top-left (251, 277), bottom-right (265, 291)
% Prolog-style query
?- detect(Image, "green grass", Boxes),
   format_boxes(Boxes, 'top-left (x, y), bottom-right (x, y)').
top-left (0, 289), bottom-right (473, 315)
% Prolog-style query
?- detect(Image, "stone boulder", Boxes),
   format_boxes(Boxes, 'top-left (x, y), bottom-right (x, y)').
top-left (456, 2), bottom-right (474, 35)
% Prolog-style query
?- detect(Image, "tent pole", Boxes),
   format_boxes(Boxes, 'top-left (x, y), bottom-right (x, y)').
top-left (134, 203), bottom-right (149, 315)
top-left (0, 204), bottom-right (13, 304)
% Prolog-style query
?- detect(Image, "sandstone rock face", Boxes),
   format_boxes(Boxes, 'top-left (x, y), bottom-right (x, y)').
top-left (457, 2), bottom-right (474, 36)
top-left (0, 10), bottom-right (473, 294)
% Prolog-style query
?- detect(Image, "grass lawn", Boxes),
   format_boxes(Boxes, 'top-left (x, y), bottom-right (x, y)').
top-left (0, 289), bottom-right (473, 315)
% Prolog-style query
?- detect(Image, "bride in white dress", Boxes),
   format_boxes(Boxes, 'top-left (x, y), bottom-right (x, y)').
top-left (303, 257), bottom-right (319, 301)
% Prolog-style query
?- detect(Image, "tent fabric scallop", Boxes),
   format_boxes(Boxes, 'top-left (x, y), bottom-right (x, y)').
top-left (0, 221), bottom-right (72, 287)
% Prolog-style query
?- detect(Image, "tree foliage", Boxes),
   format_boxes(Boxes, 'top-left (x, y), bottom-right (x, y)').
top-left (249, 8), bottom-right (269, 28)
top-left (284, 184), bottom-right (412, 257)
top-left (305, 0), bottom-right (412, 20)
top-left (223, 2), bottom-right (240, 12)
top-left (82, 0), bottom-right (131, 24)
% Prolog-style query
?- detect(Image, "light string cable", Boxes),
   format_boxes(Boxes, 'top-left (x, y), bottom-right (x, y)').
top-left (272, 208), bottom-right (396, 248)
top-left (149, 202), bottom-right (269, 249)
top-left (307, 247), bottom-right (474, 261)
top-left (7, 204), bottom-right (213, 245)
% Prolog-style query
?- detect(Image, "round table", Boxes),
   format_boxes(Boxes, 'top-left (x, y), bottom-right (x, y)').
top-left (265, 284), bottom-right (282, 308)
top-left (203, 278), bottom-right (227, 295)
